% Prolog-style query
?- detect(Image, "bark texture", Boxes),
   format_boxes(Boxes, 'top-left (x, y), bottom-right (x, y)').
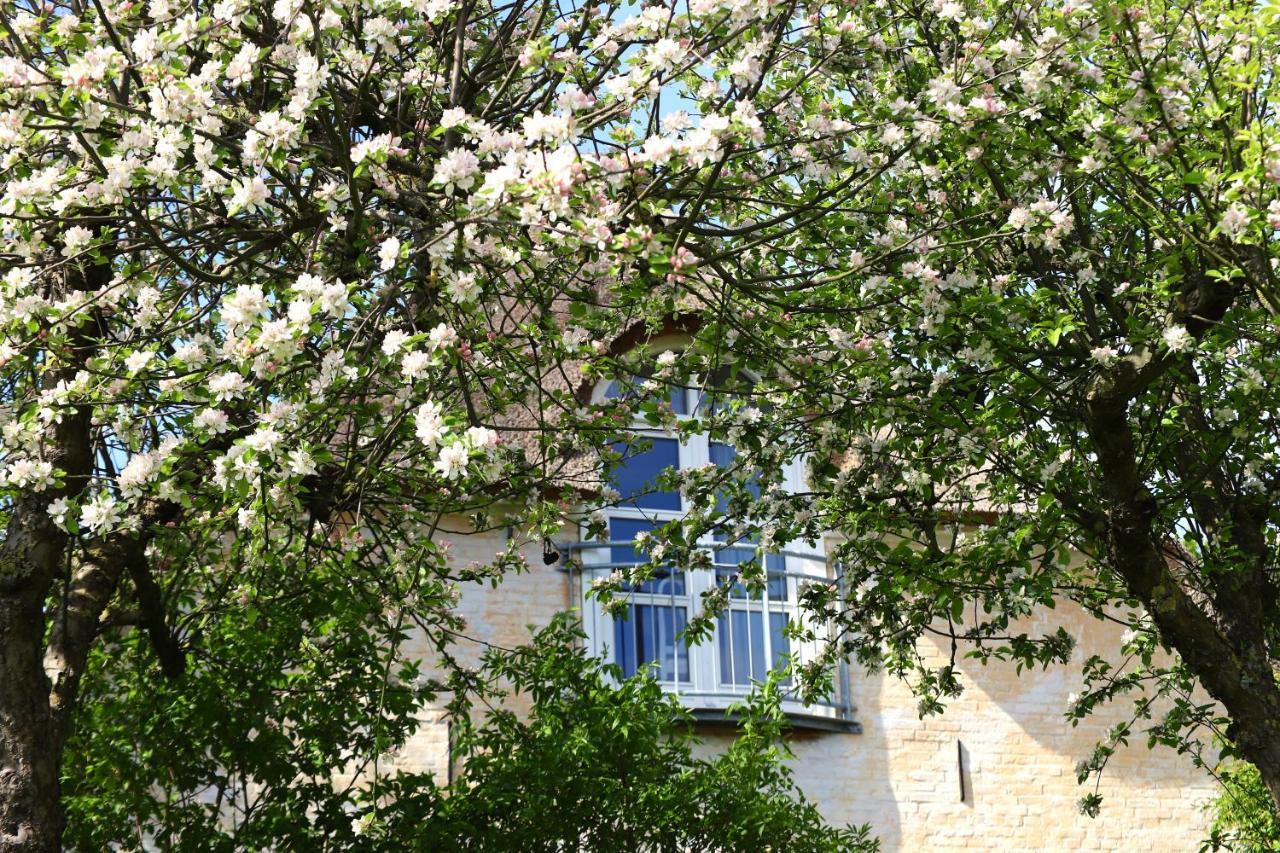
top-left (0, 439), bottom-right (91, 851)
top-left (1086, 381), bottom-right (1280, 816)
top-left (0, 263), bottom-right (104, 852)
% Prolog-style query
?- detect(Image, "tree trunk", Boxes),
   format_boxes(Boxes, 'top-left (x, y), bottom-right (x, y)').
top-left (1236, 719), bottom-right (1280, 817)
top-left (0, 568), bottom-right (62, 852)
top-left (0, 257), bottom-right (114, 850)
top-left (1086, 391), bottom-right (1280, 816)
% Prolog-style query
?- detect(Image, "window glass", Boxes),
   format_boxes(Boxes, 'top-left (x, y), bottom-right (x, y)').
top-left (610, 517), bottom-right (685, 595)
top-left (593, 366), bottom-right (805, 694)
top-left (713, 532), bottom-right (786, 600)
top-left (717, 610), bottom-right (790, 686)
top-left (604, 376), bottom-right (688, 415)
top-left (614, 604), bottom-right (690, 683)
top-left (693, 367), bottom-right (755, 416)
top-left (612, 439), bottom-right (681, 511)
top-left (709, 442), bottom-right (761, 513)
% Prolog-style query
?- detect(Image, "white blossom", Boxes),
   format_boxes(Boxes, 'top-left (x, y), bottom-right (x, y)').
top-left (378, 237), bottom-right (400, 271)
top-left (1161, 325), bottom-right (1193, 353)
top-left (208, 372), bottom-right (249, 402)
top-left (401, 349), bottom-right (432, 380)
top-left (194, 409), bottom-right (231, 433)
top-left (3, 459), bottom-right (54, 491)
top-left (434, 441), bottom-right (470, 480)
top-left (287, 448), bottom-right (317, 477)
top-left (80, 493), bottom-right (121, 534)
top-left (415, 401), bottom-right (447, 448)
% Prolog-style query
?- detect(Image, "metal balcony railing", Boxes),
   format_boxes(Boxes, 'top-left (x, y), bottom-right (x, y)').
top-left (557, 540), bottom-right (859, 733)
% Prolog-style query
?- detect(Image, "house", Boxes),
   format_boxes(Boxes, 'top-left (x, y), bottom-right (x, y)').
top-left (393, 329), bottom-right (1218, 851)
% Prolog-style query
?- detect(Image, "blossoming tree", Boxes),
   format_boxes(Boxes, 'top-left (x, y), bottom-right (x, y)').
top-left (0, 0), bottom-right (897, 845)
top-left (612, 0), bottom-right (1280, 823)
top-left (1, 0), bottom-right (1279, 846)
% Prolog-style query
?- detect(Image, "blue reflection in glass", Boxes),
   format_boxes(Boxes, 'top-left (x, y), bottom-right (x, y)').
top-left (709, 442), bottom-right (762, 514)
top-left (610, 517), bottom-right (684, 595)
top-left (717, 611), bottom-right (790, 686)
top-left (615, 604), bottom-right (690, 683)
top-left (713, 532), bottom-right (786, 600)
top-left (611, 439), bottom-right (681, 511)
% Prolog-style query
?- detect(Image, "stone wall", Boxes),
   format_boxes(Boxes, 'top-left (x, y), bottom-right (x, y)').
top-left (394, 525), bottom-right (1218, 851)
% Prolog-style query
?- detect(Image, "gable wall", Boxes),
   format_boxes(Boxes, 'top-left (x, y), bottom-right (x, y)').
top-left (395, 524), bottom-right (1218, 851)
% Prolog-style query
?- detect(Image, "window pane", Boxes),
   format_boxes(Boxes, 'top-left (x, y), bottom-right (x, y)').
top-left (718, 610), bottom-right (765, 685)
top-left (614, 604), bottom-right (690, 683)
top-left (715, 566), bottom-right (787, 600)
top-left (693, 368), bottom-right (755, 415)
top-left (717, 610), bottom-right (792, 686)
top-left (612, 439), bottom-right (681, 511)
top-left (769, 611), bottom-right (792, 683)
top-left (709, 442), bottom-right (761, 508)
top-left (605, 377), bottom-right (688, 415)
top-left (610, 517), bottom-right (684, 595)
top-left (713, 534), bottom-right (786, 600)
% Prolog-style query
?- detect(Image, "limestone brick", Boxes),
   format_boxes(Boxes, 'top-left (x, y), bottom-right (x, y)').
top-left (393, 523), bottom-right (1217, 851)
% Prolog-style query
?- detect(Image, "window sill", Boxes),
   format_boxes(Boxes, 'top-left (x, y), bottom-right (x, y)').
top-left (677, 692), bottom-right (861, 734)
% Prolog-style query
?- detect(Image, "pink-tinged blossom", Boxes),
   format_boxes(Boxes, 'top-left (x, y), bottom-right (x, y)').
top-left (1091, 346), bottom-right (1119, 364)
top-left (434, 148), bottom-right (480, 193)
top-left (208, 372), bottom-right (249, 402)
top-left (440, 108), bottom-right (470, 129)
top-left (647, 38), bottom-right (684, 71)
top-left (245, 426), bottom-right (284, 456)
top-left (641, 135), bottom-right (676, 165)
top-left (2, 459), bottom-right (54, 491)
top-left (350, 133), bottom-right (404, 165)
top-left (194, 409), bottom-right (230, 433)
top-left (61, 46), bottom-right (119, 93)
top-left (401, 350), bottom-right (432, 379)
top-left (118, 447), bottom-right (172, 499)
top-left (382, 330), bottom-right (411, 354)
top-left (427, 323), bottom-right (457, 352)
top-left (1219, 204), bottom-right (1251, 241)
top-left (522, 111), bottom-right (574, 145)
top-left (466, 425), bottom-right (498, 449)
top-left (556, 87), bottom-right (595, 112)
top-left (446, 271), bottom-right (480, 304)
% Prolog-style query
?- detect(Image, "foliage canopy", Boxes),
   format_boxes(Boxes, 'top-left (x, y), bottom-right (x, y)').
top-left (1, 0), bottom-right (1279, 844)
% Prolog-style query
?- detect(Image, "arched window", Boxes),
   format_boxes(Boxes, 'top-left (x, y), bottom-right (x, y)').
top-left (565, 354), bottom-right (856, 729)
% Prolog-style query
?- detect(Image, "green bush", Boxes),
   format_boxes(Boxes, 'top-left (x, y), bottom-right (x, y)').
top-left (372, 614), bottom-right (876, 852)
top-left (1208, 762), bottom-right (1280, 852)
